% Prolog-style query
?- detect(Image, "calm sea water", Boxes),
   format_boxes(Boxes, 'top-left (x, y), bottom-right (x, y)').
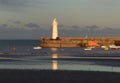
top-left (0, 40), bottom-right (120, 72)
top-left (0, 40), bottom-right (40, 54)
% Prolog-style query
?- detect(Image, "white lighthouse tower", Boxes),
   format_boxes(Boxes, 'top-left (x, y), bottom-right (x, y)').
top-left (52, 18), bottom-right (58, 39)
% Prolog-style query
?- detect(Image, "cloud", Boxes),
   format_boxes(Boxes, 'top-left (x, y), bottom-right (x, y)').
top-left (0, 23), bottom-right (49, 39)
top-left (0, 0), bottom-right (29, 11)
top-left (58, 25), bottom-right (120, 37)
top-left (0, 0), bottom-right (55, 11)
top-left (13, 21), bottom-right (22, 24)
top-left (92, 0), bottom-right (120, 6)
top-left (0, 0), bottom-right (27, 7)
top-left (71, 25), bottom-right (81, 29)
top-left (58, 24), bottom-right (64, 28)
top-left (0, 0), bottom-right (54, 7)
top-left (86, 25), bottom-right (100, 30)
top-left (0, 22), bottom-right (41, 30)
top-left (58, 24), bottom-right (82, 30)
top-left (24, 23), bottom-right (40, 29)
top-left (0, 23), bottom-right (120, 39)
top-left (1, 24), bottom-right (8, 28)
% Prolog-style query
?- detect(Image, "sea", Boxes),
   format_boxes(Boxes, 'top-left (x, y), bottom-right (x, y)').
top-left (0, 40), bottom-right (120, 72)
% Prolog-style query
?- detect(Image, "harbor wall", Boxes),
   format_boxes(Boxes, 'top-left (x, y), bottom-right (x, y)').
top-left (40, 37), bottom-right (120, 48)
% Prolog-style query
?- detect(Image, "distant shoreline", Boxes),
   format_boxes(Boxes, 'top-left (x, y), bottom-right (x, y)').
top-left (0, 69), bottom-right (120, 83)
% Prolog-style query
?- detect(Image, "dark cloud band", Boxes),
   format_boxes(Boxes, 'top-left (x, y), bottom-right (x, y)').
top-left (0, 0), bottom-right (27, 7)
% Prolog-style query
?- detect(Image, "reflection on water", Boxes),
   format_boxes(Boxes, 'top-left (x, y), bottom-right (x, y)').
top-left (52, 60), bottom-right (58, 70)
top-left (52, 53), bottom-right (58, 70)
top-left (51, 48), bottom-right (57, 52)
top-left (0, 47), bottom-right (120, 72)
top-left (49, 48), bottom-right (120, 72)
top-left (51, 48), bottom-right (58, 70)
top-left (52, 53), bottom-right (58, 59)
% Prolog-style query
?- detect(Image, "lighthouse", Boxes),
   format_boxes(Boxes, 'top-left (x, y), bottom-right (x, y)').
top-left (52, 18), bottom-right (58, 39)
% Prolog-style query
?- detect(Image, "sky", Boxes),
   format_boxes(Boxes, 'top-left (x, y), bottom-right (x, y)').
top-left (0, 0), bottom-right (120, 39)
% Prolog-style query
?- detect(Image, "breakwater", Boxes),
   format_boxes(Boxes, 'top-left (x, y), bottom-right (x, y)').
top-left (40, 37), bottom-right (120, 48)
